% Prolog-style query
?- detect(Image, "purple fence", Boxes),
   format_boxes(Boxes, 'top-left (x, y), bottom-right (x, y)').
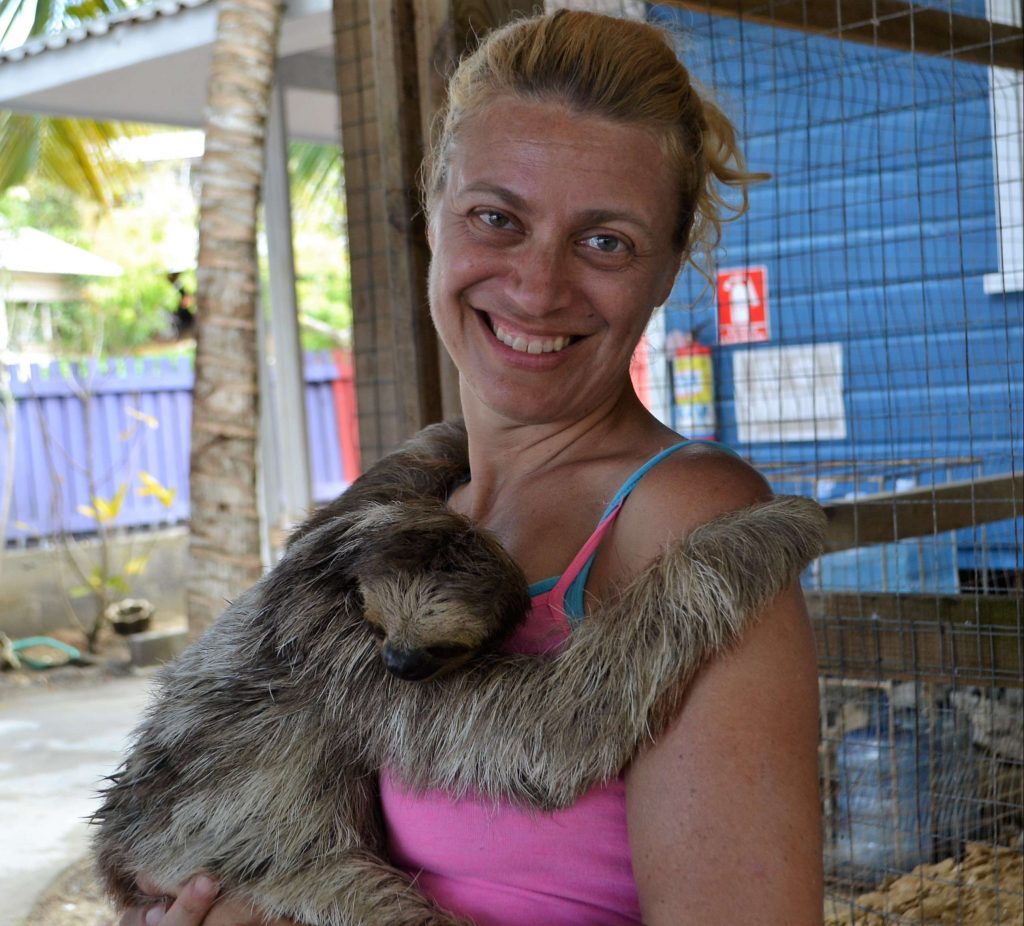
top-left (1, 352), bottom-right (355, 545)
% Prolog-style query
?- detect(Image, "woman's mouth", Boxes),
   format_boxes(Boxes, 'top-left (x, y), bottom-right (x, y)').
top-left (490, 320), bottom-right (576, 355)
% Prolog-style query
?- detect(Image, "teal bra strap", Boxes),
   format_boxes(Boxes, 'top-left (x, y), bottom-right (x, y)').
top-left (563, 439), bottom-right (737, 620)
top-left (527, 575), bottom-right (559, 597)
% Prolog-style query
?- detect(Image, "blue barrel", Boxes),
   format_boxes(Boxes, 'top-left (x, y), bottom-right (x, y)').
top-left (834, 708), bottom-right (977, 879)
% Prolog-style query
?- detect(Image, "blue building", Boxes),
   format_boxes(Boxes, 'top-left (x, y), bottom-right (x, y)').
top-left (652, 4), bottom-right (1023, 594)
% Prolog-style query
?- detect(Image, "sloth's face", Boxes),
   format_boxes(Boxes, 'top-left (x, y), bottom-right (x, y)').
top-left (350, 503), bottom-right (531, 681)
top-left (360, 573), bottom-right (500, 681)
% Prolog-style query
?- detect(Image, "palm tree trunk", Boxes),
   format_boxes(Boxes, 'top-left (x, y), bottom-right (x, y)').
top-left (188, 0), bottom-right (285, 633)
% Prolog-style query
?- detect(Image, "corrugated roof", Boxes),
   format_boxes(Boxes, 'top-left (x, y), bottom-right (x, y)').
top-left (0, 0), bottom-right (212, 64)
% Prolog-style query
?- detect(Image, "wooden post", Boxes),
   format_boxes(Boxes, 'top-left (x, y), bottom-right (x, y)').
top-left (333, 1), bottom-right (402, 465)
top-left (415, 0), bottom-right (538, 419)
top-left (369, 0), bottom-right (444, 438)
top-left (334, 0), bottom-right (536, 459)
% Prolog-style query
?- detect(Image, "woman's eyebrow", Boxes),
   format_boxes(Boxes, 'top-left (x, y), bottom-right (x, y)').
top-left (459, 181), bottom-right (528, 211)
top-left (574, 208), bottom-right (652, 234)
top-left (458, 183), bottom-right (652, 233)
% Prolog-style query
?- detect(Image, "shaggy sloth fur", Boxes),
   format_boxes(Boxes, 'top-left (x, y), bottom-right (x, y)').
top-left (92, 420), bottom-right (826, 926)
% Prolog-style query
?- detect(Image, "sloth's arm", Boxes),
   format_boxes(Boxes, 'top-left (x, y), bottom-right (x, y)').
top-left (257, 849), bottom-right (474, 926)
top-left (378, 496), bottom-right (826, 811)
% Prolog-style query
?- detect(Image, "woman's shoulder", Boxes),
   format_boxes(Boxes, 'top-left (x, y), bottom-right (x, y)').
top-left (592, 440), bottom-right (773, 592)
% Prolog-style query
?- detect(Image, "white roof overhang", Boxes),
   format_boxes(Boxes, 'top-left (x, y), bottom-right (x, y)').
top-left (0, 0), bottom-right (339, 144)
top-left (0, 227), bottom-right (123, 302)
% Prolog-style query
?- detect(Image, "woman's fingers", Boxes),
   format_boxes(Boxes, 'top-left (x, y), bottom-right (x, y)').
top-left (134, 875), bottom-right (220, 926)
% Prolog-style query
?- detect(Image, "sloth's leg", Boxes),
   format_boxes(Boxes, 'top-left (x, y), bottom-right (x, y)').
top-left (377, 497), bottom-right (827, 811)
top-left (234, 772), bottom-right (472, 926)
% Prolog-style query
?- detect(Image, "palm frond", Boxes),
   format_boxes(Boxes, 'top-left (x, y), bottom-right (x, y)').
top-left (29, 117), bottom-right (148, 205)
top-left (289, 141), bottom-right (343, 211)
top-left (0, 111), bottom-right (39, 191)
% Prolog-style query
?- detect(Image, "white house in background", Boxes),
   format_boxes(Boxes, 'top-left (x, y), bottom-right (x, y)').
top-left (0, 226), bottom-right (122, 303)
top-left (0, 0), bottom-right (337, 143)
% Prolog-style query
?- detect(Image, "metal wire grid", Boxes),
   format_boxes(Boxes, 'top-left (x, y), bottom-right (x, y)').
top-left (608, 1), bottom-right (1020, 921)
top-left (335, 0), bottom-right (1021, 919)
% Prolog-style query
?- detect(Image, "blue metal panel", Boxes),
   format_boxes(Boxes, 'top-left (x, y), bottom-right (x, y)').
top-left (654, 6), bottom-right (1023, 582)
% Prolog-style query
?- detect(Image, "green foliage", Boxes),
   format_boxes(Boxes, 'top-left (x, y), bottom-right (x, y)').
top-left (0, 177), bottom-right (85, 245)
top-left (84, 266), bottom-right (180, 353)
top-left (0, 111), bottom-right (150, 206)
top-left (289, 141), bottom-right (343, 218)
top-left (0, 0), bottom-right (150, 205)
top-left (296, 266), bottom-right (352, 350)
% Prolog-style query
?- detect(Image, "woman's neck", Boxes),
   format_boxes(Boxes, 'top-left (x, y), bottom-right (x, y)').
top-left (455, 383), bottom-right (669, 523)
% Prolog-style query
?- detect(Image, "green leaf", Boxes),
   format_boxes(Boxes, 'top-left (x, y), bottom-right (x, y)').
top-left (0, 113), bottom-right (40, 193)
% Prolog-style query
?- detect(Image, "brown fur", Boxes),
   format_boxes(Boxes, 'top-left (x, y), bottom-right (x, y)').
top-left (92, 421), bottom-right (826, 925)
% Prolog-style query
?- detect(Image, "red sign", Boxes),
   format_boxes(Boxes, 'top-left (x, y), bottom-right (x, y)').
top-left (717, 266), bottom-right (769, 344)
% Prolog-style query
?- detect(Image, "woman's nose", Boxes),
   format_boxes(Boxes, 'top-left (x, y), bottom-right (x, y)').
top-left (508, 242), bottom-right (573, 317)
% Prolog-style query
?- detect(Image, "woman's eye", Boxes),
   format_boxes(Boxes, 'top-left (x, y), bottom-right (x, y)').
top-left (582, 234), bottom-right (627, 254)
top-left (475, 209), bottom-right (513, 230)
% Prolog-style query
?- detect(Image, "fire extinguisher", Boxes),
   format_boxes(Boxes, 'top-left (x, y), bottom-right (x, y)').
top-left (671, 332), bottom-right (716, 440)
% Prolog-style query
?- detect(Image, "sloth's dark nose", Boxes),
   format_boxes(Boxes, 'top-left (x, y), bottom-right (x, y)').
top-left (382, 644), bottom-right (438, 680)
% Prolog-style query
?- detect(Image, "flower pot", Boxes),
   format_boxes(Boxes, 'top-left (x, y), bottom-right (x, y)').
top-left (106, 599), bottom-right (155, 636)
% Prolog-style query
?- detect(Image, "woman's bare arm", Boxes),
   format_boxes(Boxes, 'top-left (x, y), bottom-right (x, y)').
top-left (588, 449), bottom-right (822, 924)
top-left (626, 582), bottom-right (823, 925)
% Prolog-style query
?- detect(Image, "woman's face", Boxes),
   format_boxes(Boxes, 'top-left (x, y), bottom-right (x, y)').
top-left (428, 97), bottom-right (683, 426)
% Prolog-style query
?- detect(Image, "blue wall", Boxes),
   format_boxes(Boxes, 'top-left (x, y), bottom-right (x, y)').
top-left (652, 6), bottom-right (1022, 582)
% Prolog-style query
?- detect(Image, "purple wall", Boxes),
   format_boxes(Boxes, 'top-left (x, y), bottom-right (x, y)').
top-left (1, 352), bottom-right (353, 545)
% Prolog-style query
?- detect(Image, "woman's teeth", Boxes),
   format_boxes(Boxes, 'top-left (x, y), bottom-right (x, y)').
top-left (492, 324), bottom-right (571, 354)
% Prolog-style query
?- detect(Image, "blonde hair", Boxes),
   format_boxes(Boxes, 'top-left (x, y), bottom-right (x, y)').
top-left (423, 9), bottom-right (766, 280)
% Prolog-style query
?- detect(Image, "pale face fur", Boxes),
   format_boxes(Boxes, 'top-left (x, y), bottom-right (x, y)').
top-left (346, 501), bottom-right (529, 681)
top-left (361, 574), bottom-right (499, 679)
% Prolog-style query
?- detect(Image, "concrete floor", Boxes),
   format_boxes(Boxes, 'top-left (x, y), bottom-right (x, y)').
top-left (0, 675), bottom-right (154, 926)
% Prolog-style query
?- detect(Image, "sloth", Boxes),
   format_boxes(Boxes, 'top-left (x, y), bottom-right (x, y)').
top-left (92, 419), bottom-right (827, 926)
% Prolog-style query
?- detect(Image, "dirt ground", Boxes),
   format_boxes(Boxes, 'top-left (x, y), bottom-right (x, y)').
top-left (3, 626), bottom-right (155, 926)
top-left (23, 856), bottom-right (118, 926)
top-left (2, 624), bottom-right (135, 691)
top-left (824, 842), bottom-right (1024, 925)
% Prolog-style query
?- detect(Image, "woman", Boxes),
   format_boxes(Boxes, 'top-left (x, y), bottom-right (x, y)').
top-left (124, 10), bottom-right (823, 925)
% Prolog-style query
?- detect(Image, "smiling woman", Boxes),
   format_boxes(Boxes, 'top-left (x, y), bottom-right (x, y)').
top-left (120, 9), bottom-right (823, 926)
top-left (426, 97), bottom-right (682, 428)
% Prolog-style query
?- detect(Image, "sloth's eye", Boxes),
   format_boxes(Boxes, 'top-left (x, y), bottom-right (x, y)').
top-left (367, 624), bottom-right (387, 640)
top-left (425, 643), bottom-right (473, 660)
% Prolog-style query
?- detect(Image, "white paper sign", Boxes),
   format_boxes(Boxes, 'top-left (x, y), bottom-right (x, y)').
top-left (733, 342), bottom-right (847, 443)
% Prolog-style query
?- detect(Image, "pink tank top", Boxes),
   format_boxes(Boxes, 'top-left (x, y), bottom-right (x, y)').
top-left (380, 441), bottom-right (714, 922)
top-left (379, 500), bottom-right (642, 925)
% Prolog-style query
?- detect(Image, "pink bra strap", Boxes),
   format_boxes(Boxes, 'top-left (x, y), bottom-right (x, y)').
top-left (549, 498), bottom-right (626, 611)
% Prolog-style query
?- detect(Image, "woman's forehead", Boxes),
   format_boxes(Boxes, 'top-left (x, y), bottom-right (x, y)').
top-left (445, 97), bottom-right (675, 219)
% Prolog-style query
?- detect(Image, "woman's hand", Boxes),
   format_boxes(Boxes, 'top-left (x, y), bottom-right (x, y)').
top-left (117, 875), bottom-right (297, 926)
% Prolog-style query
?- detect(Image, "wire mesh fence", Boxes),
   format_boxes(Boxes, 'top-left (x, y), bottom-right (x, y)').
top-left (624, 1), bottom-right (1022, 921)
top-left (336, 0), bottom-right (1022, 921)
